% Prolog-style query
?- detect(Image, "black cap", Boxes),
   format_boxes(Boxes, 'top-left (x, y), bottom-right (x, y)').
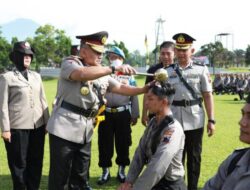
top-left (11, 41), bottom-right (34, 55)
top-left (76, 31), bottom-right (108, 53)
top-left (172, 33), bottom-right (196, 49)
top-left (9, 41), bottom-right (34, 62)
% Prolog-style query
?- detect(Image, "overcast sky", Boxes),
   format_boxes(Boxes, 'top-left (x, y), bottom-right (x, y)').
top-left (0, 0), bottom-right (249, 54)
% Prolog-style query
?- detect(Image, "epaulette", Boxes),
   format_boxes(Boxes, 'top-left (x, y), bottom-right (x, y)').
top-left (64, 55), bottom-right (83, 65)
top-left (64, 55), bottom-right (81, 61)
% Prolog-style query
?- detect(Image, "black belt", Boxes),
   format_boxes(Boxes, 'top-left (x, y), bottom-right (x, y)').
top-left (61, 100), bottom-right (97, 118)
top-left (172, 99), bottom-right (202, 107)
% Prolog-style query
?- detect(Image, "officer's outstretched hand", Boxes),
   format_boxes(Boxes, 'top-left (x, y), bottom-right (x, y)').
top-left (207, 122), bottom-right (215, 137)
top-left (115, 64), bottom-right (136, 75)
top-left (117, 181), bottom-right (133, 190)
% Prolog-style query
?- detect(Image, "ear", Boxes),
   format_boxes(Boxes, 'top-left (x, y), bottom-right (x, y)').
top-left (191, 48), bottom-right (195, 54)
top-left (79, 48), bottom-right (86, 58)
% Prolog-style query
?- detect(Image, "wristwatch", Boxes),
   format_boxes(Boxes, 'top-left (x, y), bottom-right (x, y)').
top-left (208, 119), bottom-right (216, 124)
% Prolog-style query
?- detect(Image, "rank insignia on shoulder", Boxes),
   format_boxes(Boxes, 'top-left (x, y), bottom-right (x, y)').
top-left (162, 129), bottom-right (175, 143)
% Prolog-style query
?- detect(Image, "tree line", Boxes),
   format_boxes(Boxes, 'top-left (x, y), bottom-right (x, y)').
top-left (0, 24), bottom-right (250, 71)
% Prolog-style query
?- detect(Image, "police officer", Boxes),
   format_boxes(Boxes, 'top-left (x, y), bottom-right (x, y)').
top-left (203, 93), bottom-right (250, 190)
top-left (236, 73), bottom-right (248, 100)
top-left (0, 41), bottom-right (49, 190)
top-left (213, 73), bottom-right (224, 94)
top-left (46, 31), bottom-right (149, 190)
top-left (142, 41), bottom-right (175, 126)
top-left (97, 46), bottom-right (140, 185)
top-left (166, 33), bottom-right (215, 190)
top-left (117, 81), bottom-right (186, 190)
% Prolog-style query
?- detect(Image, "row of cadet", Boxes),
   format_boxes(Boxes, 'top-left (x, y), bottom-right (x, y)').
top-left (213, 73), bottom-right (250, 100)
top-left (0, 31), bottom-right (249, 190)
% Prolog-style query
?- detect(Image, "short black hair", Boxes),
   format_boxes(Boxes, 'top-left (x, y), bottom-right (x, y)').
top-left (149, 81), bottom-right (175, 101)
top-left (160, 41), bottom-right (175, 51)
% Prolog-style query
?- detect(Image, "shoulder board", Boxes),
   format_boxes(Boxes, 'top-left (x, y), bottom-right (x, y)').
top-left (64, 55), bottom-right (82, 64)
top-left (64, 55), bottom-right (81, 61)
top-left (193, 61), bottom-right (205, 67)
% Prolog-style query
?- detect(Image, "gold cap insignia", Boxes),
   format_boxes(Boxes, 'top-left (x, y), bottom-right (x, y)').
top-left (101, 36), bottom-right (107, 44)
top-left (177, 35), bottom-right (185, 43)
top-left (80, 86), bottom-right (90, 95)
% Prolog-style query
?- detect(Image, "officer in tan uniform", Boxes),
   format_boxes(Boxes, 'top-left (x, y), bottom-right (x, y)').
top-left (46, 31), bottom-right (149, 190)
top-left (203, 93), bottom-right (250, 190)
top-left (118, 81), bottom-right (186, 190)
top-left (166, 33), bottom-right (215, 190)
top-left (97, 46), bottom-right (140, 185)
top-left (0, 41), bottom-right (49, 190)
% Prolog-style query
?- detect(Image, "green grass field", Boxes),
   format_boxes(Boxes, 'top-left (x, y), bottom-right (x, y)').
top-left (0, 76), bottom-right (247, 190)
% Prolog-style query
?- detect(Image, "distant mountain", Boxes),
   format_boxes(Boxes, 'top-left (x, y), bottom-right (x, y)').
top-left (0, 18), bottom-right (40, 42)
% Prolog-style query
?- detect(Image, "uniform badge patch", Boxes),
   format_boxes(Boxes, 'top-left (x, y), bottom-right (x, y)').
top-left (162, 129), bottom-right (175, 143)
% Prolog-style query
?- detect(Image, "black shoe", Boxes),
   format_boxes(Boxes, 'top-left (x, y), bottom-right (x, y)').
top-left (97, 168), bottom-right (110, 185)
top-left (69, 183), bottom-right (92, 190)
top-left (117, 166), bottom-right (126, 183)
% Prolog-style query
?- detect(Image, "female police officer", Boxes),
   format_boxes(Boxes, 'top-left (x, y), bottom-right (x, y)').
top-left (0, 41), bottom-right (49, 190)
top-left (118, 81), bottom-right (186, 190)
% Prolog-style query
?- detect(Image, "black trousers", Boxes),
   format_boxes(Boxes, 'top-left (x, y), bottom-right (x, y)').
top-left (183, 128), bottom-right (204, 190)
top-left (4, 126), bottom-right (45, 190)
top-left (152, 177), bottom-right (187, 190)
top-left (48, 134), bottom-right (91, 190)
top-left (98, 110), bottom-right (131, 167)
top-left (238, 90), bottom-right (245, 100)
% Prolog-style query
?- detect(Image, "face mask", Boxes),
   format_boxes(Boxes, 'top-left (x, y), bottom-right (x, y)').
top-left (110, 59), bottom-right (123, 67)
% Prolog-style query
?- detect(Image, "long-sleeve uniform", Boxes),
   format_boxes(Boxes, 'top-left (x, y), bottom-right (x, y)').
top-left (203, 148), bottom-right (250, 190)
top-left (126, 116), bottom-right (186, 190)
top-left (0, 69), bottom-right (49, 190)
